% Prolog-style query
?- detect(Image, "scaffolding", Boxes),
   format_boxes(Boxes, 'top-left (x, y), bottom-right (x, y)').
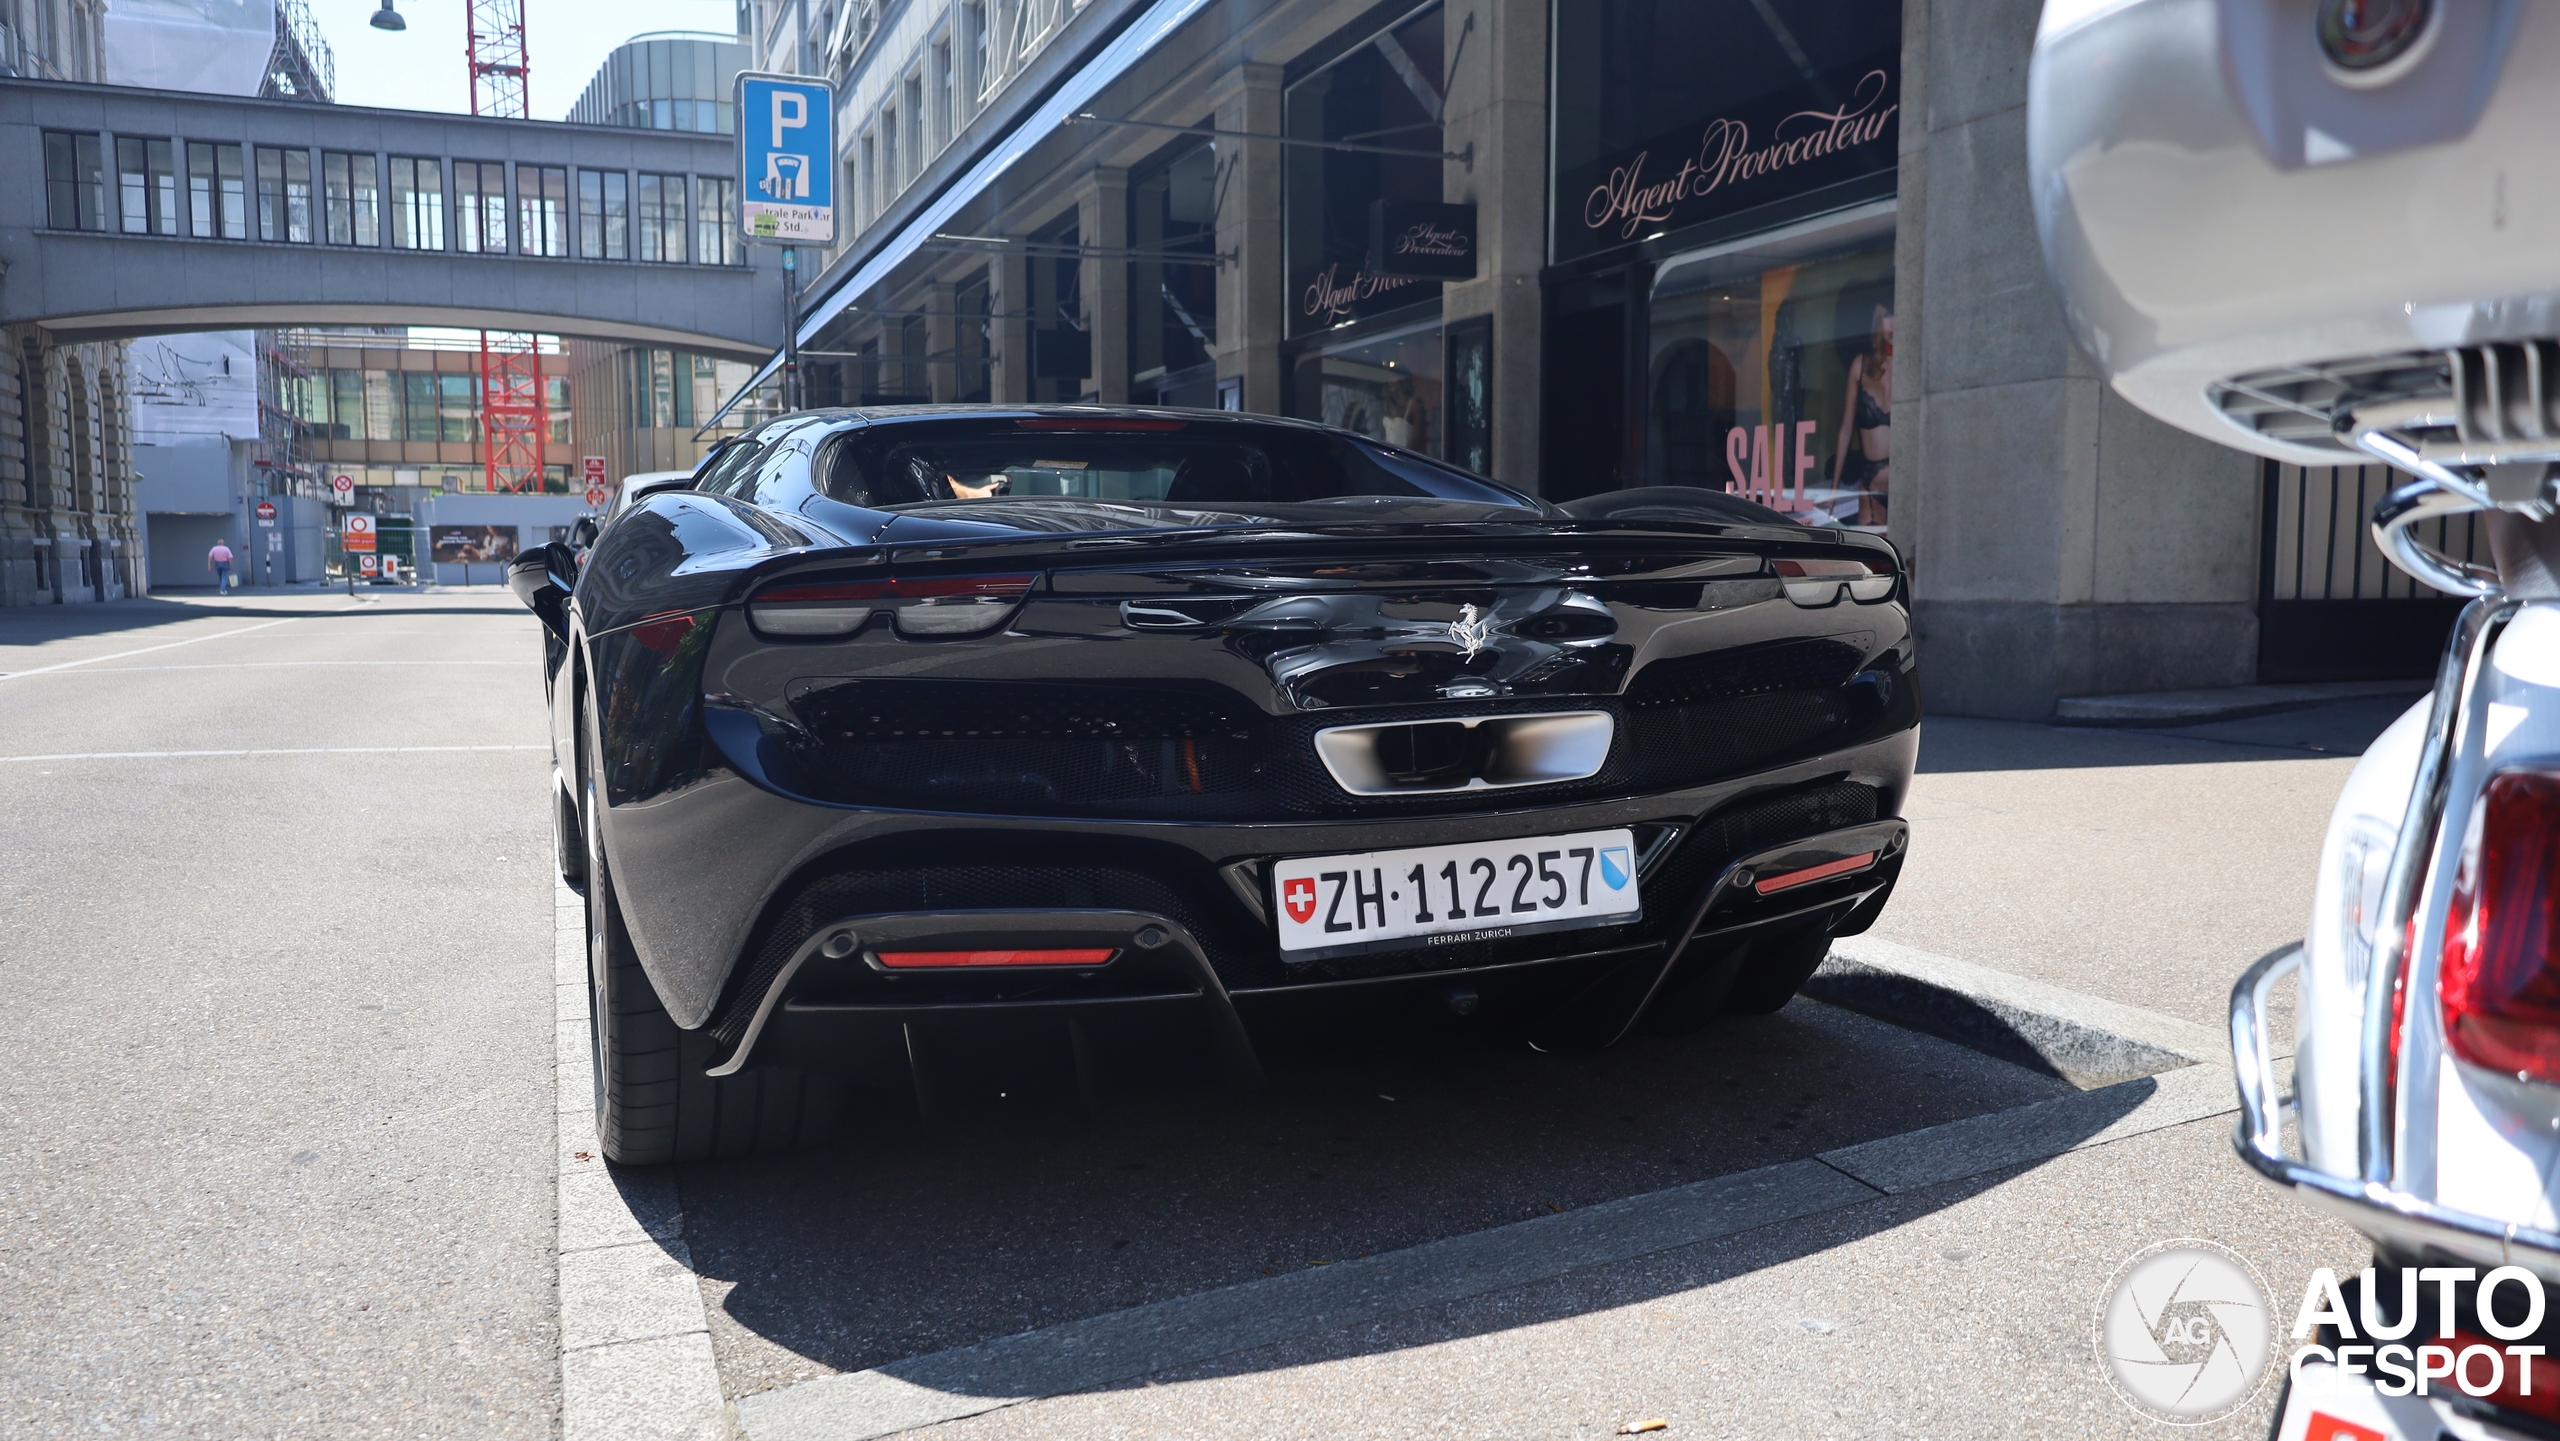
top-left (263, 0), bottom-right (335, 101)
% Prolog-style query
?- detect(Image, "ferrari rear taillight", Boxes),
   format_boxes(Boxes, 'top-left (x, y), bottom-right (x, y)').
top-left (748, 574), bottom-right (1037, 639)
top-left (2438, 770), bottom-right (2560, 1084)
top-left (875, 947), bottom-right (1116, 968)
top-left (1772, 556), bottom-right (1896, 606)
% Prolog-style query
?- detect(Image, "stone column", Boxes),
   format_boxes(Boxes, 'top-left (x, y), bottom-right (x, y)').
top-left (988, 252), bottom-right (1032, 404)
top-left (1076, 166), bottom-right (1130, 404)
top-left (1210, 63), bottom-right (1284, 415)
top-left (1438, 0), bottom-right (1546, 489)
top-left (0, 323), bottom-right (33, 607)
top-left (925, 280), bottom-right (959, 402)
top-left (1893, 0), bottom-right (2261, 718)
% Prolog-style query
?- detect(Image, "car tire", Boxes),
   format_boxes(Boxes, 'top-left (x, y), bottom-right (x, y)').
top-left (583, 732), bottom-right (837, 1166)
top-left (1718, 921), bottom-right (1834, 1016)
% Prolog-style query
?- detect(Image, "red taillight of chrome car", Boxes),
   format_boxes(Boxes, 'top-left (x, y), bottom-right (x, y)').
top-left (1772, 556), bottom-right (1895, 607)
top-left (747, 574), bottom-right (1036, 638)
top-left (2439, 770), bottom-right (2560, 1083)
top-left (875, 948), bottom-right (1117, 968)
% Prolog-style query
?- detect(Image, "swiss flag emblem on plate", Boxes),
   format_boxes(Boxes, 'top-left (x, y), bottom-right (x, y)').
top-left (1282, 877), bottom-right (1318, 925)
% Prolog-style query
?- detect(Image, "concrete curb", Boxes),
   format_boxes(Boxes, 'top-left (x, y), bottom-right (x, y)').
top-left (1804, 935), bottom-right (2228, 1088)
top-left (2053, 679), bottom-right (2423, 727)
top-left (719, 941), bottom-right (2265, 1440)
top-left (554, 883), bottom-right (736, 1441)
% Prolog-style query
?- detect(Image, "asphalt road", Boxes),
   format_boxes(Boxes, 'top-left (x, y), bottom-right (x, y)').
top-left (0, 591), bottom-right (560, 1439)
top-left (2, 591), bottom-right (2387, 1439)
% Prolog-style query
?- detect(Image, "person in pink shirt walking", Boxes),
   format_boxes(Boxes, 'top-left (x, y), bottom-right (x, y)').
top-left (207, 539), bottom-right (235, 593)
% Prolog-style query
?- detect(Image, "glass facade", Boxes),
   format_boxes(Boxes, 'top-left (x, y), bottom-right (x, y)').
top-left (1543, 0), bottom-right (1900, 520)
top-left (566, 33), bottom-right (747, 135)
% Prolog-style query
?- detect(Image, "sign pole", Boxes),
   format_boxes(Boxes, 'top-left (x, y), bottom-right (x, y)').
top-left (737, 71), bottom-right (834, 419)
top-left (783, 247), bottom-right (801, 412)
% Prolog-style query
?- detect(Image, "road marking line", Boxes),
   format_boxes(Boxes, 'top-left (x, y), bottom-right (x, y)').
top-left (0, 618), bottom-right (298, 678)
top-left (1, 745), bottom-right (547, 763)
top-left (553, 881), bottom-right (733, 1441)
top-left (7, 660), bottom-right (537, 673)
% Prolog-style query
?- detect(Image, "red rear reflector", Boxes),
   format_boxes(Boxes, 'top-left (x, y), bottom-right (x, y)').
top-left (1015, 417), bottom-right (1188, 431)
top-left (875, 948), bottom-right (1117, 969)
top-left (2439, 770), bottom-right (2560, 1084)
top-left (1753, 852), bottom-right (1878, 894)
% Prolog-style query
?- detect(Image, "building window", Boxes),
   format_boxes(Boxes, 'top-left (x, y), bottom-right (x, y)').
top-left (187, 142), bottom-right (246, 239)
top-left (254, 146), bottom-right (313, 243)
top-left (43, 131), bottom-right (105, 231)
top-left (518, 164), bottom-right (568, 257)
top-left (965, 2), bottom-right (988, 103)
top-left (115, 137), bottom-right (176, 236)
top-left (323, 152), bottom-right (380, 247)
top-left (858, 132), bottom-right (876, 227)
top-left (695, 176), bottom-right (737, 266)
top-left (438, 374), bottom-right (478, 442)
top-left (579, 170), bottom-right (628, 260)
top-left (880, 106), bottom-right (899, 198)
top-left (903, 70), bottom-right (925, 172)
top-left (401, 372), bottom-right (440, 441)
top-left (933, 37), bottom-right (954, 147)
top-left (328, 370), bottom-right (367, 439)
top-left (389, 157), bottom-right (444, 250)
top-left (636, 173), bottom-right (687, 262)
top-left (1128, 140), bottom-right (1219, 404)
top-left (455, 161), bottom-right (507, 254)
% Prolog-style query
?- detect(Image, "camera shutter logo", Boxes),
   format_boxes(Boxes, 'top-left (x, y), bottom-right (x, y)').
top-left (2095, 1240), bottom-right (2274, 1423)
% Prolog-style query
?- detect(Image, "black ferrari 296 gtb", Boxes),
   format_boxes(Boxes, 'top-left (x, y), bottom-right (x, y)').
top-left (510, 406), bottom-right (1918, 1164)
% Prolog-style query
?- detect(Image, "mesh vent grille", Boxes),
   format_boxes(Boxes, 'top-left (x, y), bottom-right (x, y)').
top-left (769, 643), bottom-right (1874, 819)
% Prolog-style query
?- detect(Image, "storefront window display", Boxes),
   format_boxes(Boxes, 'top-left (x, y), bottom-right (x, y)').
top-left (1128, 141), bottom-right (1220, 407)
top-left (1648, 204), bottom-right (1892, 528)
top-left (1283, 3), bottom-right (1446, 341)
top-left (1293, 317), bottom-right (1444, 454)
top-left (1543, 0), bottom-right (1899, 508)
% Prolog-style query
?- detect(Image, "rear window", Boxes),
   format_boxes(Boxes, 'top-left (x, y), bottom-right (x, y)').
top-left (820, 426), bottom-right (1531, 510)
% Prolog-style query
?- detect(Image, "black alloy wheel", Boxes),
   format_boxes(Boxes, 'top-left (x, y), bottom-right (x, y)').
top-left (581, 713), bottom-right (838, 1165)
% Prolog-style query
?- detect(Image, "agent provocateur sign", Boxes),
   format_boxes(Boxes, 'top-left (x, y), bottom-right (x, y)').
top-left (1367, 200), bottom-right (1478, 282)
top-left (1296, 262), bottom-right (1429, 331)
top-left (1556, 52), bottom-right (1900, 264)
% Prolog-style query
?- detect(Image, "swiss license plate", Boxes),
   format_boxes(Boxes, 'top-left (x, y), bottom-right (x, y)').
top-left (1272, 828), bottom-right (1642, 960)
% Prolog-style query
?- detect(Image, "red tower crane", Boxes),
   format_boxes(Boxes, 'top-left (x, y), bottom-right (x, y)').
top-left (467, 0), bottom-right (545, 494)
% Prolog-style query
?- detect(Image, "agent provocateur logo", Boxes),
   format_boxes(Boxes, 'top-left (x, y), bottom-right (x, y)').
top-left (1390, 222), bottom-right (1470, 260)
top-left (1582, 69), bottom-right (1898, 240)
top-left (1301, 263), bottom-right (1422, 324)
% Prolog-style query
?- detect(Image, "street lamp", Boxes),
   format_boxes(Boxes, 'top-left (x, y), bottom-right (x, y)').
top-left (369, 0), bottom-right (406, 32)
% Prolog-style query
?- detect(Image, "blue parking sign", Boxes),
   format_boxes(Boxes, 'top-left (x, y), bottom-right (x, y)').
top-left (736, 73), bottom-right (835, 244)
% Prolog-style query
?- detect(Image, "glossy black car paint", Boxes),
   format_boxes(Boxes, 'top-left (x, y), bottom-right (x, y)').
top-left (525, 406), bottom-right (1918, 1078)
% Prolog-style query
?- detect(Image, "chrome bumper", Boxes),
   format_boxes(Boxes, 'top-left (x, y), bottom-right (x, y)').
top-left (2229, 944), bottom-right (2560, 1275)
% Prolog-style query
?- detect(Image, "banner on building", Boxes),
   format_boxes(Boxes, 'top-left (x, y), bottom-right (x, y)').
top-left (431, 525), bottom-right (519, 563)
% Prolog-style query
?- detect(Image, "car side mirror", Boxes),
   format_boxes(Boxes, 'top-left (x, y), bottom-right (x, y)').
top-left (508, 542), bottom-right (575, 640)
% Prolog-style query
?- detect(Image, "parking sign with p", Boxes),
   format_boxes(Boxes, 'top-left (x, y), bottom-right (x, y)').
top-left (738, 73), bottom-right (835, 244)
